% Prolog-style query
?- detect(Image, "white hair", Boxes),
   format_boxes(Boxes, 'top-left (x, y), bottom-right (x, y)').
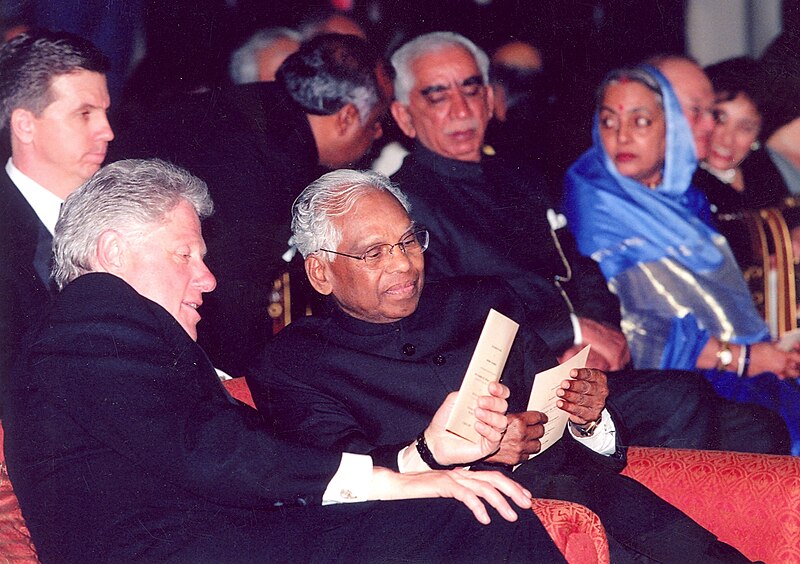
top-left (391, 32), bottom-right (490, 104)
top-left (229, 27), bottom-right (301, 84)
top-left (53, 159), bottom-right (213, 289)
top-left (291, 169), bottom-right (411, 259)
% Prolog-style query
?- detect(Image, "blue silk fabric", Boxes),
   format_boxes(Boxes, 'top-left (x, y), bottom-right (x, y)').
top-left (563, 66), bottom-right (770, 371)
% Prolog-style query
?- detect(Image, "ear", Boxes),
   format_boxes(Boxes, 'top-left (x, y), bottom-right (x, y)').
top-left (10, 108), bottom-right (36, 144)
top-left (391, 101), bottom-right (416, 139)
top-left (335, 103), bottom-right (360, 137)
top-left (485, 82), bottom-right (495, 120)
top-left (305, 254), bottom-right (333, 296)
top-left (95, 230), bottom-right (127, 275)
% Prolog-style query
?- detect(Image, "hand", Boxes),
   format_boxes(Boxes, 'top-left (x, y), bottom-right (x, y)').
top-left (485, 411), bottom-right (548, 465)
top-left (556, 368), bottom-right (607, 425)
top-left (750, 342), bottom-right (800, 380)
top-left (370, 467), bottom-right (532, 525)
top-left (576, 317), bottom-right (631, 371)
top-left (423, 382), bottom-right (510, 467)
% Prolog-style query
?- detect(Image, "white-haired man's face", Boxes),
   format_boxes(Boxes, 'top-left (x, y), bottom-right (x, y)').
top-left (102, 200), bottom-right (217, 340)
top-left (391, 45), bottom-right (493, 163)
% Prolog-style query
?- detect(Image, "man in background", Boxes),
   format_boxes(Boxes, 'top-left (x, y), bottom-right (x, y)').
top-left (0, 30), bottom-right (113, 402)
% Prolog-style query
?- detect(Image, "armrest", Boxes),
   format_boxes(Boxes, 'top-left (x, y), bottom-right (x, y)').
top-left (623, 446), bottom-right (800, 563)
top-left (531, 498), bottom-right (609, 564)
top-left (0, 425), bottom-right (39, 561)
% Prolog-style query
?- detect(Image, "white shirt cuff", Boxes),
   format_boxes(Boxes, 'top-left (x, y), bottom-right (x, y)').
top-left (322, 453), bottom-right (373, 505)
top-left (568, 408), bottom-right (616, 456)
top-left (570, 313), bottom-right (582, 346)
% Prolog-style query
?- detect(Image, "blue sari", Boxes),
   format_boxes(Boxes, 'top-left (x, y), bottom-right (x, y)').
top-left (563, 66), bottom-right (800, 454)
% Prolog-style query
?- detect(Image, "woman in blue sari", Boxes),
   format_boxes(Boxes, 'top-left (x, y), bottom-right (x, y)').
top-left (563, 66), bottom-right (800, 454)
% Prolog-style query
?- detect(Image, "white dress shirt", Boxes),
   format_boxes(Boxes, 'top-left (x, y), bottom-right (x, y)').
top-left (6, 158), bottom-right (63, 235)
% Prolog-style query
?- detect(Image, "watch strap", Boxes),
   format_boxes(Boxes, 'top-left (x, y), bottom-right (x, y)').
top-left (415, 431), bottom-right (460, 470)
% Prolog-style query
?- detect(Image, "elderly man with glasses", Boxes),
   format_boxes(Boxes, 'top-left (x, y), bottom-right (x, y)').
top-left (248, 168), bottom-right (749, 563)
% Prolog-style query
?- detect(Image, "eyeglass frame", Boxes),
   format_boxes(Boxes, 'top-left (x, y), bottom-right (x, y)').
top-left (318, 227), bottom-right (430, 267)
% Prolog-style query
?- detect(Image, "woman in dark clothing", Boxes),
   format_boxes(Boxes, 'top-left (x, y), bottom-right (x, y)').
top-left (693, 57), bottom-right (790, 214)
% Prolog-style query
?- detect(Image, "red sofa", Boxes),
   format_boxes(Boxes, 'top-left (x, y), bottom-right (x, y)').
top-left (1, 377), bottom-right (797, 563)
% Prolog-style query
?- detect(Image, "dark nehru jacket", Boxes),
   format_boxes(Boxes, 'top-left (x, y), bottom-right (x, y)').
top-left (253, 276), bottom-right (558, 470)
top-left (3, 273), bottom-right (563, 563)
top-left (112, 82), bottom-right (323, 376)
top-left (391, 143), bottom-right (621, 356)
top-left (251, 276), bottom-right (746, 562)
top-left (0, 168), bottom-right (57, 404)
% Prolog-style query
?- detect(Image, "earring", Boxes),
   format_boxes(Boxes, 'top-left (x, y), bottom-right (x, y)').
top-left (751, 140), bottom-right (761, 151)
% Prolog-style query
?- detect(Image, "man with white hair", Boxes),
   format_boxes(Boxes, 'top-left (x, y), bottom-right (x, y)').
top-left (4, 158), bottom-right (562, 563)
top-left (388, 31), bottom-right (790, 456)
top-left (229, 27), bottom-right (301, 84)
top-left (649, 55), bottom-right (716, 160)
top-left (252, 167), bottom-right (751, 563)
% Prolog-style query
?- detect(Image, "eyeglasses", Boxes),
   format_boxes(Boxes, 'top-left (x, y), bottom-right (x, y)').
top-left (319, 228), bottom-right (429, 268)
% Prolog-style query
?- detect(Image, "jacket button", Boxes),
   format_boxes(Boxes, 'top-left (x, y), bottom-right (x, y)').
top-left (433, 354), bottom-right (446, 366)
top-left (402, 343), bottom-right (416, 356)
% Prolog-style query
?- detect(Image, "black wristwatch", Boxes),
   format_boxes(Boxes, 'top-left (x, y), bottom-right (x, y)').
top-left (415, 431), bottom-right (460, 470)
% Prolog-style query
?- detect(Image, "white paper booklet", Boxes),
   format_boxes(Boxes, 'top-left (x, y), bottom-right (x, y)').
top-left (524, 345), bottom-right (590, 458)
top-left (445, 309), bottom-right (519, 442)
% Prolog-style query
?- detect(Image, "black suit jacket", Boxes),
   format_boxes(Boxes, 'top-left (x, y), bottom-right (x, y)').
top-left (0, 168), bottom-right (56, 404)
top-left (4, 273), bottom-right (342, 562)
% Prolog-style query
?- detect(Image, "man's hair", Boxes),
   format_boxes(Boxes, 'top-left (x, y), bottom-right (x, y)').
top-left (291, 169), bottom-right (410, 260)
top-left (276, 33), bottom-right (387, 123)
top-left (53, 159), bottom-right (214, 289)
top-left (0, 29), bottom-right (109, 132)
top-left (229, 27), bottom-right (302, 84)
top-left (596, 66), bottom-right (663, 109)
top-left (391, 32), bottom-right (490, 105)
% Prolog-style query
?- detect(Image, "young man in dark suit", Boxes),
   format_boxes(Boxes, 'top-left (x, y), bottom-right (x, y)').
top-left (0, 30), bottom-right (114, 402)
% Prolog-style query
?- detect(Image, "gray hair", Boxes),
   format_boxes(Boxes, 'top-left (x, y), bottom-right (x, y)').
top-left (596, 66), bottom-right (663, 109)
top-left (391, 32), bottom-right (490, 105)
top-left (291, 169), bottom-right (410, 260)
top-left (53, 159), bottom-right (214, 289)
top-left (229, 27), bottom-right (302, 84)
top-left (277, 33), bottom-right (386, 123)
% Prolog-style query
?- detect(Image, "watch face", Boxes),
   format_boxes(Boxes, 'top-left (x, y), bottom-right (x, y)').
top-left (719, 349), bottom-right (733, 366)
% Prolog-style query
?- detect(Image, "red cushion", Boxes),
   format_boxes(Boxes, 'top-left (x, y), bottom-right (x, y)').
top-left (624, 446), bottom-right (800, 563)
top-left (0, 423), bottom-right (38, 561)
